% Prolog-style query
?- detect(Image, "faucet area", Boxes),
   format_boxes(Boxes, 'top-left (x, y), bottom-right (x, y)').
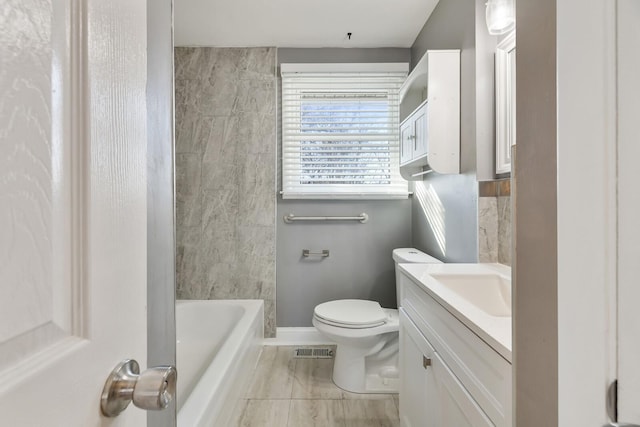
top-left (173, 0), bottom-right (514, 425)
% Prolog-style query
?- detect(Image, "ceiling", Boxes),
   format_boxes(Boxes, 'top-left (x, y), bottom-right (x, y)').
top-left (174, 0), bottom-right (440, 48)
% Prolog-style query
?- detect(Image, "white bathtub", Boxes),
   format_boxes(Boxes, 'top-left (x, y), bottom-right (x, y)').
top-left (176, 299), bottom-right (264, 427)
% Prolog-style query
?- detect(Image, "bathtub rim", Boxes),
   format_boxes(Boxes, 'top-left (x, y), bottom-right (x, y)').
top-left (176, 299), bottom-right (264, 426)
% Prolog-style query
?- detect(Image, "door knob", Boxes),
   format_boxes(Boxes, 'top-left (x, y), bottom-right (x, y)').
top-left (101, 359), bottom-right (177, 417)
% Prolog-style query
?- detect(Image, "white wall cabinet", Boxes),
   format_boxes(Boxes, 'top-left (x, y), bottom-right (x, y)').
top-left (398, 50), bottom-right (460, 177)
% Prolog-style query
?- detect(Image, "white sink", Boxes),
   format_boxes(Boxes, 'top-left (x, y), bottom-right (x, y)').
top-left (398, 263), bottom-right (513, 359)
top-left (429, 273), bottom-right (511, 317)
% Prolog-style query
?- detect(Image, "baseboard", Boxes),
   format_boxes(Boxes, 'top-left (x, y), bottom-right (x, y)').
top-left (263, 327), bottom-right (335, 346)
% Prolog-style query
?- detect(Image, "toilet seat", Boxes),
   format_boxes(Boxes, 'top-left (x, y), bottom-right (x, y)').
top-left (313, 308), bottom-right (399, 339)
top-left (314, 299), bottom-right (388, 329)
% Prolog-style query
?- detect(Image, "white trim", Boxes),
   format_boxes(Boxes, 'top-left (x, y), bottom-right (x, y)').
top-left (281, 193), bottom-right (409, 200)
top-left (263, 327), bottom-right (335, 346)
top-left (616, 0), bottom-right (640, 421)
top-left (281, 62), bottom-right (409, 75)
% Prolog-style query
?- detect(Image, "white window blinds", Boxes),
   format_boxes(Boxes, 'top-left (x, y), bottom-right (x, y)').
top-left (281, 63), bottom-right (409, 199)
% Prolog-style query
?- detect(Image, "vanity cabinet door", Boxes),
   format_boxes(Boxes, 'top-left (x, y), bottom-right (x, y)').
top-left (399, 309), bottom-right (439, 427)
top-left (432, 352), bottom-right (495, 427)
top-left (400, 309), bottom-right (495, 427)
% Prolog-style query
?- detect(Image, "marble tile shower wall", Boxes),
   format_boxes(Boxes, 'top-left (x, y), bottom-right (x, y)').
top-left (478, 196), bottom-right (512, 266)
top-left (174, 47), bottom-right (277, 337)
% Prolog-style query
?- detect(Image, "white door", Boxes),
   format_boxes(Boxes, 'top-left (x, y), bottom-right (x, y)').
top-left (557, 0), bottom-right (640, 424)
top-left (0, 0), bottom-right (149, 425)
top-left (616, 0), bottom-right (640, 422)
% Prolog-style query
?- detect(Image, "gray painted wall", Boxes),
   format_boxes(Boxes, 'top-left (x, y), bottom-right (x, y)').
top-left (514, 0), bottom-right (558, 424)
top-left (276, 48), bottom-right (412, 327)
top-left (147, 0), bottom-right (176, 425)
top-left (277, 200), bottom-right (412, 326)
top-left (277, 48), bottom-right (411, 64)
top-left (174, 47), bottom-right (277, 337)
top-left (410, 0), bottom-right (479, 263)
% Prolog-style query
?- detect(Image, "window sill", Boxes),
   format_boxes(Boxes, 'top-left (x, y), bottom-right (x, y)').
top-left (280, 192), bottom-right (410, 200)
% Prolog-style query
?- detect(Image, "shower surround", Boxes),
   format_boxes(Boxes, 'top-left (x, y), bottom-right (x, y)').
top-left (174, 47), bottom-right (277, 336)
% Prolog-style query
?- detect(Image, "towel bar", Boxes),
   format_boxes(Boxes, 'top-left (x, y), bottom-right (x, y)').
top-left (283, 213), bottom-right (368, 224)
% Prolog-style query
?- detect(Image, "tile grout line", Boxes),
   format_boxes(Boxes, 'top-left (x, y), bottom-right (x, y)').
top-left (287, 354), bottom-right (294, 427)
top-left (290, 357), bottom-right (297, 400)
top-left (285, 397), bottom-right (293, 427)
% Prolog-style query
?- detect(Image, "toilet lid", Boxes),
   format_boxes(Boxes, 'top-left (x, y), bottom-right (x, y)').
top-left (314, 300), bottom-right (388, 328)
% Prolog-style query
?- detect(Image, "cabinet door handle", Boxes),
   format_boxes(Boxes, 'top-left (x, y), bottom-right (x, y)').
top-left (423, 355), bottom-right (432, 369)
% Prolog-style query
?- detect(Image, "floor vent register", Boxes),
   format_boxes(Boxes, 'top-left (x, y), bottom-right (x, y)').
top-left (293, 347), bottom-right (334, 359)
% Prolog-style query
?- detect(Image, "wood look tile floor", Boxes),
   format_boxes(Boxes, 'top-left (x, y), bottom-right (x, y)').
top-left (230, 346), bottom-right (400, 427)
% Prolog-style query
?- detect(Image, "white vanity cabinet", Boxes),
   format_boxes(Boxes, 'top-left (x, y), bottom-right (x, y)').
top-left (398, 269), bottom-right (512, 427)
top-left (400, 310), bottom-right (493, 427)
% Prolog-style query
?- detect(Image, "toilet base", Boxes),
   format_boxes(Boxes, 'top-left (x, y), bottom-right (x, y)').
top-left (331, 333), bottom-right (399, 394)
top-left (333, 369), bottom-right (400, 394)
top-left (312, 309), bottom-right (400, 394)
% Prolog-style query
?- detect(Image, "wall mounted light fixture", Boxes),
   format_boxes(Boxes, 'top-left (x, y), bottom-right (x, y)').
top-left (485, 0), bottom-right (515, 35)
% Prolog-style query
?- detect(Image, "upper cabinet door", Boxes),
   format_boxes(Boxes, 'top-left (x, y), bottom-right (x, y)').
top-left (400, 119), bottom-right (415, 165)
top-left (0, 0), bottom-right (148, 425)
top-left (413, 103), bottom-right (429, 159)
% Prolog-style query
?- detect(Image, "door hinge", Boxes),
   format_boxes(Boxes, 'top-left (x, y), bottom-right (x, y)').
top-left (607, 379), bottom-right (618, 423)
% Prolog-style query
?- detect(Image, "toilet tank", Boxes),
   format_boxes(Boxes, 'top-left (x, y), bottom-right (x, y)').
top-left (393, 248), bottom-right (442, 307)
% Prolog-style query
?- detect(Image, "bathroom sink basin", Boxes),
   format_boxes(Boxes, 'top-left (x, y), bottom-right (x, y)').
top-left (398, 263), bottom-right (512, 359)
top-left (429, 273), bottom-right (511, 317)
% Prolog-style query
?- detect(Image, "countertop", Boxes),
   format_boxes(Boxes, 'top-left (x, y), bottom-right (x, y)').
top-left (398, 263), bottom-right (512, 362)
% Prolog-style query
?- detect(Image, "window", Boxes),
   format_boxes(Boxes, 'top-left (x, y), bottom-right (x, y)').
top-left (281, 63), bottom-right (409, 199)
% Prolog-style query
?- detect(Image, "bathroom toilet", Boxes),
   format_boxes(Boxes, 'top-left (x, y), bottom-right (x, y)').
top-left (312, 248), bottom-right (442, 394)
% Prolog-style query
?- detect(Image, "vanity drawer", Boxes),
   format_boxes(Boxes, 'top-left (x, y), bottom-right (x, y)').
top-left (399, 273), bottom-right (512, 427)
